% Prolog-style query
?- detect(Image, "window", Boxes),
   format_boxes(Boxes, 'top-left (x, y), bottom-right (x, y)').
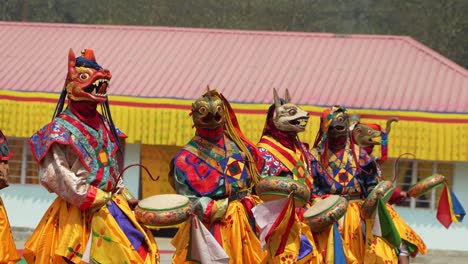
top-left (6, 137), bottom-right (39, 184)
top-left (381, 158), bottom-right (454, 210)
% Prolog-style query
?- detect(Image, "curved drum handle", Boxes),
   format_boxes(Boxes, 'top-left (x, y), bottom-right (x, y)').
top-left (121, 163), bottom-right (159, 181)
top-left (392, 152), bottom-right (416, 183)
top-left (113, 163), bottom-right (159, 192)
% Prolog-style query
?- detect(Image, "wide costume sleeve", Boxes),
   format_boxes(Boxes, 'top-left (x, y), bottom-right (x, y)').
top-left (356, 148), bottom-right (379, 197)
top-left (39, 143), bottom-right (111, 211)
top-left (172, 163), bottom-right (228, 225)
top-left (308, 147), bottom-right (329, 197)
top-left (257, 147), bottom-right (289, 177)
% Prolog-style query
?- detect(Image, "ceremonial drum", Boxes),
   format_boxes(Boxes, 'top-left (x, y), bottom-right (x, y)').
top-left (303, 195), bottom-right (348, 232)
top-left (135, 194), bottom-right (192, 228)
top-left (407, 174), bottom-right (445, 198)
top-left (255, 176), bottom-right (310, 207)
top-left (361, 180), bottom-right (395, 219)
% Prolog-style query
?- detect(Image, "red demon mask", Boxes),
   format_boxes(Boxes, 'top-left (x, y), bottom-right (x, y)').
top-left (65, 49), bottom-right (112, 103)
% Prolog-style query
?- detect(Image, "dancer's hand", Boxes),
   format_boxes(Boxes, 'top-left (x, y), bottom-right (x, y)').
top-left (127, 198), bottom-right (139, 210)
top-left (389, 188), bottom-right (408, 205)
top-left (398, 191), bottom-right (408, 202)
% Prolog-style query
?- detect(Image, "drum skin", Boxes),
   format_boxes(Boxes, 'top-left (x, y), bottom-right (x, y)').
top-left (303, 195), bottom-right (348, 232)
top-left (255, 176), bottom-right (310, 207)
top-left (361, 180), bottom-right (394, 219)
top-left (135, 194), bottom-right (192, 228)
top-left (408, 174), bottom-right (445, 198)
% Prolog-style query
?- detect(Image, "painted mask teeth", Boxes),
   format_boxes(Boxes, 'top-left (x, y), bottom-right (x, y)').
top-left (93, 79), bottom-right (109, 86)
top-left (91, 79), bottom-right (109, 97)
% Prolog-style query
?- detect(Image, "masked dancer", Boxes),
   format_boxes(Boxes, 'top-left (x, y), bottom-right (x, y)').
top-left (170, 89), bottom-right (265, 264)
top-left (24, 49), bottom-right (159, 264)
top-left (255, 88), bottom-right (323, 263)
top-left (350, 116), bottom-right (427, 263)
top-left (0, 130), bottom-right (21, 264)
top-left (311, 105), bottom-right (399, 263)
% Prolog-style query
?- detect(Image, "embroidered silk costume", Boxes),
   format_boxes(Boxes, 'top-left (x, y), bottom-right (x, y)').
top-left (23, 49), bottom-right (159, 264)
top-left (256, 89), bottom-right (322, 264)
top-left (311, 106), bottom-right (398, 263)
top-left (0, 130), bottom-right (21, 264)
top-left (170, 89), bottom-right (265, 264)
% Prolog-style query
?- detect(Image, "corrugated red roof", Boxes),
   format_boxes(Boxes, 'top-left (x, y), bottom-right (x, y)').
top-left (0, 21), bottom-right (466, 113)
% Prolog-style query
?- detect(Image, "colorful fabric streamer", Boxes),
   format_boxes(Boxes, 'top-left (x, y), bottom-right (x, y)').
top-left (252, 197), bottom-right (289, 250)
top-left (372, 198), bottom-right (401, 248)
top-left (437, 183), bottom-right (466, 229)
top-left (262, 195), bottom-right (296, 256)
top-left (325, 222), bottom-right (346, 264)
top-left (187, 215), bottom-right (229, 264)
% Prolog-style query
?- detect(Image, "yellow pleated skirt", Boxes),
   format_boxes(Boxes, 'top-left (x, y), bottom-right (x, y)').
top-left (263, 219), bottom-right (323, 264)
top-left (0, 197), bottom-right (21, 264)
top-left (343, 200), bottom-right (398, 264)
top-left (312, 225), bottom-right (359, 264)
top-left (386, 204), bottom-right (427, 257)
top-left (23, 195), bottom-right (159, 264)
top-left (172, 199), bottom-right (265, 264)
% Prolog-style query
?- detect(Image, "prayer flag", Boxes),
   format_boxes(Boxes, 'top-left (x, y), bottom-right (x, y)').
top-left (372, 198), bottom-right (401, 248)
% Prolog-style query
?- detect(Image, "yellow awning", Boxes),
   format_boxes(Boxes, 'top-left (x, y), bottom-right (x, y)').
top-left (1, 89), bottom-right (467, 161)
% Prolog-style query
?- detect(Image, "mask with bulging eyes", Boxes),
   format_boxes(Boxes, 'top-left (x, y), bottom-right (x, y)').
top-left (65, 49), bottom-right (112, 103)
top-left (327, 105), bottom-right (349, 139)
top-left (191, 90), bottom-right (226, 129)
top-left (352, 123), bottom-right (381, 147)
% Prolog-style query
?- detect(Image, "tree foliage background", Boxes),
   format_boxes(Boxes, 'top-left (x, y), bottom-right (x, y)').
top-left (2, 0), bottom-right (467, 68)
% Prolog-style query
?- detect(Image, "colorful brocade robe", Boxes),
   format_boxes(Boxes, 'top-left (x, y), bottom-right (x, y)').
top-left (25, 109), bottom-right (159, 264)
top-left (310, 143), bottom-right (378, 198)
top-left (172, 134), bottom-right (255, 219)
top-left (257, 135), bottom-right (323, 264)
top-left (310, 143), bottom-right (397, 263)
top-left (29, 108), bottom-right (122, 203)
top-left (258, 135), bottom-right (313, 189)
top-left (171, 134), bottom-right (265, 264)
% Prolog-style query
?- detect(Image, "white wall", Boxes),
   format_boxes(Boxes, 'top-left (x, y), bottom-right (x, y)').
top-left (1, 184), bottom-right (56, 229)
top-left (122, 143), bottom-right (142, 198)
top-left (453, 162), bottom-right (468, 212)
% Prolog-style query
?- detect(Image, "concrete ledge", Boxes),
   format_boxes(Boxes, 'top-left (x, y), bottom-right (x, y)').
top-left (412, 250), bottom-right (468, 264)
